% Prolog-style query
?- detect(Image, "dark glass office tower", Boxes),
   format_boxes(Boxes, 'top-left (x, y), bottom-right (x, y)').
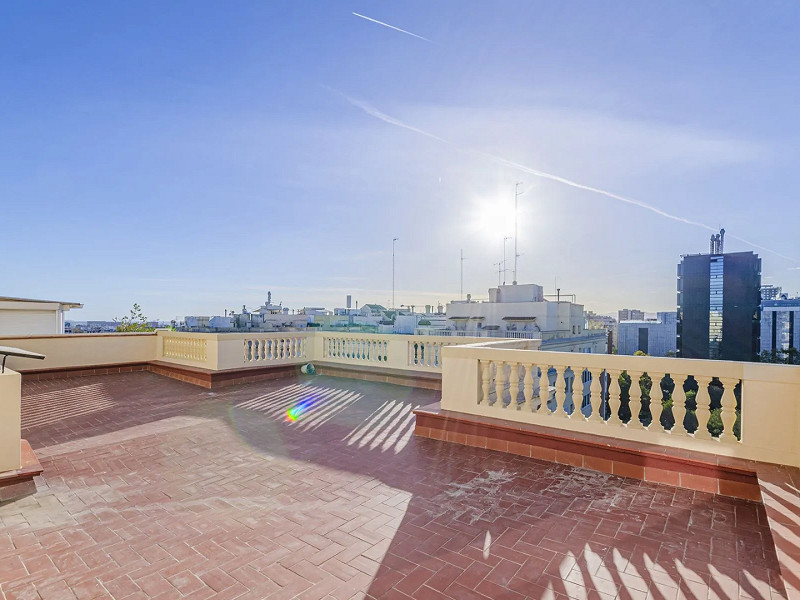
top-left (677, 250), bottom-right (761, 361)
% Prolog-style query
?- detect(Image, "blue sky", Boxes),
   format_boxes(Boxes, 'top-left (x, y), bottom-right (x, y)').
top-left (2, 1), bottom-right (799, 320)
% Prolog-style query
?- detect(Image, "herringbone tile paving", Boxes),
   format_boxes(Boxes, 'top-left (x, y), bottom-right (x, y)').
top-left (0, 373), bottom-right (784, 599)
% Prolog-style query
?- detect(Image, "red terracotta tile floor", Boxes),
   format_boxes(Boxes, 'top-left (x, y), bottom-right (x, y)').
top-left (0, 372), bottom-right (784, 599)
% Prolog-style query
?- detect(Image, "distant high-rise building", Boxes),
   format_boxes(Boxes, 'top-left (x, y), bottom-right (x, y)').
top-left (761, 297), bottom-right (800, 355)
top-left (677, 239), bottom-right (761, 361)
top-left (618, 308), bottom-right (645, 322)
top-left (761, 285), bottom-right (783, 301)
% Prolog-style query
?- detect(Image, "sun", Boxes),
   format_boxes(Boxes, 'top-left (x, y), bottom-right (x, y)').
top-left (468, 196), bottom-right (516, 242)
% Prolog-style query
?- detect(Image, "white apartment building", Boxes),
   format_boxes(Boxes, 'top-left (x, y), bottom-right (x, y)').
top-left (618, 311), bottom-right (677, 357)
top-left (0, 296), bottom-right (83, 335)
top-left (444, 284), bottom-right (607, 353)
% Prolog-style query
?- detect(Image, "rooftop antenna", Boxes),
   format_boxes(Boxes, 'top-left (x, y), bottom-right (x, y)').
top-left (460, 249), bottom-right (466, 300)
top-left (513, 182), bottom-right (523, 284)
top-left (494, 261), bottom-right (503, 286)
top-left (502, 236), bottom-right (511, 285)
top-left (719, 228), bottom-right (725, 254)
top-left (392, 237), bottom-right (399, 309)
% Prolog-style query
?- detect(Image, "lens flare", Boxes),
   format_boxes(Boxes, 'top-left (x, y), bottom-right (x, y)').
top-left (286, 398), bottom-right (316, 422)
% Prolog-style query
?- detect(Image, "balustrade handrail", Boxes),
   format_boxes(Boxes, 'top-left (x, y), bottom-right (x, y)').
top-left (445, 345), bottom-right (748, 379)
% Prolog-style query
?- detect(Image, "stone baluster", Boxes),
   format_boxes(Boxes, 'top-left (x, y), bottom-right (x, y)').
top-left (480, 360), bottom-right (491, 404)
top-left (531, 366), bottom-right (542, 412)
top-left (606, 369), bottom-right (622, 426)
top-left (671, 378), bottom-right (688, 436)
top-left (552, 366), bottom-right (568, 418)
top-left (588, 369), bottom-right (603, 423)
top-left (508, 363), bottom-right (520, 409)
top-left (523, 363), bottom-right (534, 411)
top-left (652, 375), bottom-right (667, 431)
top-left (719, 377), bottom-right (740, 443)
top-left (494, 361), bottom-right (506, 407)
top-left (693, 376), bottom-right (713, 440)
top-left (627, 370), bottom-right (646, 429)
top-left (537, 365), bottom-right (550, 414)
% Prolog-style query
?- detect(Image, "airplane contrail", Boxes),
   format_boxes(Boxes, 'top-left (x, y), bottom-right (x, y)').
top-left (352, 12), bottom-right (437, 44)
top-left (333, 89), bottom-right (799, 264)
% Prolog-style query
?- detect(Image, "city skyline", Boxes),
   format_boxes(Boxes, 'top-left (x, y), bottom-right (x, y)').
top-left (3, 2), bottom-right (800, 320)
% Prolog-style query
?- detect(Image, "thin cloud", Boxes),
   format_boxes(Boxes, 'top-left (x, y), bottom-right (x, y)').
top-left (333, 89), bottom-right (799, 265)
top-left (352, 12), bottom-right (437, 45)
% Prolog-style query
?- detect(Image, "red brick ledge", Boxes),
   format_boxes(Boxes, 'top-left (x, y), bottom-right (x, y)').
top-left (148, 361), bottom-right (302, 389)
top-left (0, 440), bottom-right (42, 503)
top-left (18, 361), bottom-right (302, 389)
top-left (19, 359), bottom-right (442, 390)
top-left (413, 404), bottom-right (761, 501)
top-left (20, 362), bottom-right (150, 381)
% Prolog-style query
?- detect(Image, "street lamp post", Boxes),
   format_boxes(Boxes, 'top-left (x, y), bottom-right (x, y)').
top-left (514, 182), bottom-right (523, 285)
top-left (392, 237), bottom-right (399, 309)
top-left (503, 236), bottom-right (512, 285)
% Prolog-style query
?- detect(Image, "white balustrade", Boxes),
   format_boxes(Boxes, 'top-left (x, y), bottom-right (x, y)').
top-left (242, 335), bottom-right (306, 364)
top-left (322, 334), bottom-right (388, 364)
top-left (438, 344), bottom-right (800, 464)
top-left (471, 354), bottom-right (741, 439)
top-left (162, 335), bottom-right (208, 363)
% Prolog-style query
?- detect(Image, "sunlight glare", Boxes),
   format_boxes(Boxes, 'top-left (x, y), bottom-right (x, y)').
top-left (468, 196), bottom-right (516, 241)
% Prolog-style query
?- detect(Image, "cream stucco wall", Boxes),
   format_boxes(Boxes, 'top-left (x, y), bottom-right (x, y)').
top-left (0, 369), bottom-right (21, 472)
top-left (0, 333), bottom-right (157, 372)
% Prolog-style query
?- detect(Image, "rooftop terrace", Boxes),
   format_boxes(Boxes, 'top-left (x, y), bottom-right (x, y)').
top-left (0, 371), bottom-right (785, 600)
